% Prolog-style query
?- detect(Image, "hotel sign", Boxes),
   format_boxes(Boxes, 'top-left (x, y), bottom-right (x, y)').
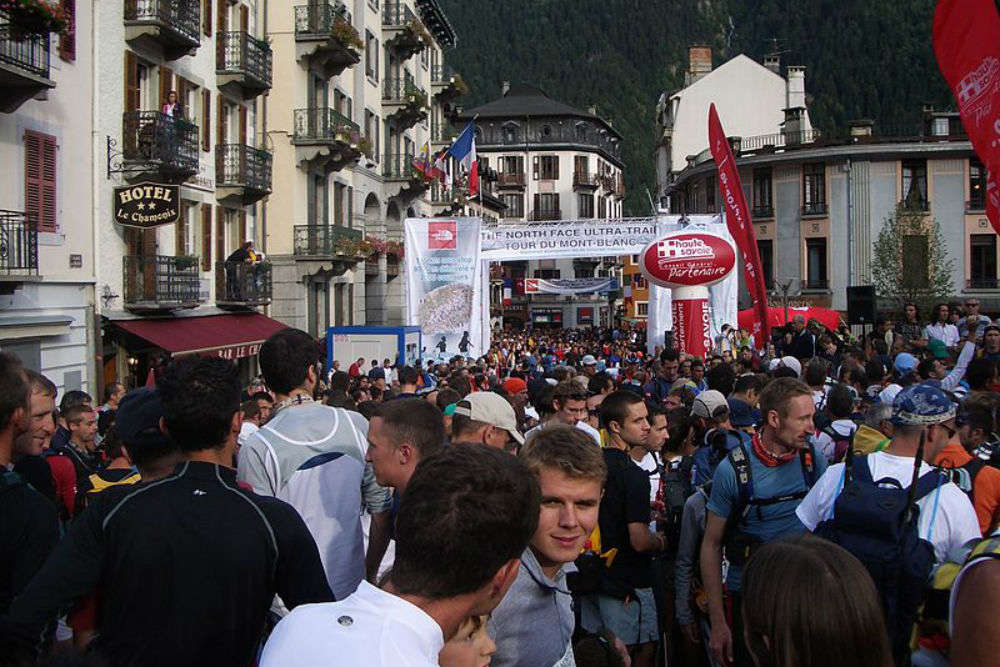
top-left (113, 182), bottom-right (180, 229)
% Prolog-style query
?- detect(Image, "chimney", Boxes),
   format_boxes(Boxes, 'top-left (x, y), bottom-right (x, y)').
top-left (785, 66), bottom-right (806, 110)
top-left (501, 80), bottom-right (510, 96)
top-left (763, 54), bottom-right (780, 74)
top-left (783, 107), bottom-right (806, 146)
top-left (587, 105), bottom-right (597, 116)
top-left (848, 119), bottom-right (874, 138)
top-left (685, 45), bottom-right (712, 86)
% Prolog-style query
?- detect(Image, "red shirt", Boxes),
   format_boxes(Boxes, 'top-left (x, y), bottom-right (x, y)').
top-left (348, 362), bottom-right (361, 377)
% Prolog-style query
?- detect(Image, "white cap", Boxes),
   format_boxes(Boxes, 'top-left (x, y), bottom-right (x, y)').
top-left (453, 392), bottom-right (524, 445)
top-left (779, 356), bottom-right (802, 378)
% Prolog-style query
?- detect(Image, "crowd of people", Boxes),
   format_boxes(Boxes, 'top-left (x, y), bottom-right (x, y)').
top-left (3, 299), bottom-right (1000, 667)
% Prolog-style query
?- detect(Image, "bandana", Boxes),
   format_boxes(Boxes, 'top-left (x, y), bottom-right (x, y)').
top-left (751, 432), bottom-right (799, 467)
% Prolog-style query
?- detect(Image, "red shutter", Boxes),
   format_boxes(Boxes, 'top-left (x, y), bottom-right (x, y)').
top-left (239, 4), bottom-right (248, 31)
top-left (159, 66), bottom-right (173, 108)
top-left (59, 0), bottom-right (76, 62)
top-left (204, 0), bottom-right (212, 37)
top-left (239, 106), bottom-right (247, 145)
top-left (201, 204), bottom-right (212, 270)
top-left (201, 90), bottom-right (211, 151)
top-left (215, 207), bottom-right (225, 269)
top-left (217, 95), bottom-right (226, 146)
top-left (24, 131), bottom-right (57, 233)
top-left (217, 0), bottom-right (227, 32)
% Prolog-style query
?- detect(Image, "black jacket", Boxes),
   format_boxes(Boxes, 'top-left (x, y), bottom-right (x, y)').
top-left (0, 461), bottom-right (333, 667)
top-left (0, 471), bottom-right (58, 616)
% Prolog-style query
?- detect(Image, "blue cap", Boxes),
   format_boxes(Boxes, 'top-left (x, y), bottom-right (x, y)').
top-left (727, 398), bottom-right (756, 427)
top-left (893, 353), bottom-right (918, 375)
top-left (891, 384), bottom-right (956, 426)
top-left (116, 387), bottom-right (172, 448)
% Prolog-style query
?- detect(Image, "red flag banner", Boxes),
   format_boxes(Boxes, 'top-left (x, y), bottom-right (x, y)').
top-left (933, 0), bottom-right (1000, 234)
top-left (707, 103), bottom-right (771, 346)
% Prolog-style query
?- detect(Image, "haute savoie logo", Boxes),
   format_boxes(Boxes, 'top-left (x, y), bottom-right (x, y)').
top-left (640, 232), bottom-right (736, 288)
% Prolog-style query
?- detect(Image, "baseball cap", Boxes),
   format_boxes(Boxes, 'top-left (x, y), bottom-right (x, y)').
top-left (727, 398), bottom-right (756, 427)
top-left (926, 339), bottom-right (949, 360)
top-left (454, 392), bottom-right (525, 445)
top-left (115, 388), bottom-right (172, 449)
top-left (581, 354), bottom-right (598, 366)
top-left (893, 353), bottom-right (918, 375)
top-left (779, 356), bottom-right (802, 378)
top-left (878, 383), bottom-right (902, 406)
top-left (502, 377), bottom-right (527, 395)
top-left (891, 384), bottom-right (956, 426)
top-left (692, 390), bottom-right (729, 420)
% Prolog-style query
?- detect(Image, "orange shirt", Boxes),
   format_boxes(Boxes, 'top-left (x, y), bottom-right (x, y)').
top-left (935, 441), bottom-right (1000, 535)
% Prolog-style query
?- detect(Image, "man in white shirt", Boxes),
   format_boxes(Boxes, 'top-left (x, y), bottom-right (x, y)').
top-left (238, 329), bottom-right (392, 600)
top-left (260, 444), bottom-right (541, 667)
top-left (925, 303), bottom-right (961, 348)
top-left (525, 381), bottom-right (601, 446)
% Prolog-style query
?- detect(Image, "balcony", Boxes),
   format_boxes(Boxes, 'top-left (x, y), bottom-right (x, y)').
top-left (801, 201), bottom-right (828, 217)
top-left (529, 209), bottom-right (562, 221)
top-left (123, 255), bottom-right (203, 312)
top-left (383, 77), bottom-right (427, 129)
top-left (382, 154), bottom-right (430, 199)
top-left (382, 3), bottom-right (427, 60)
top-left (294, 3), bottom-right (361, 78)
top-left (293, 225), bottom-right (367, 273)
top-left (497, 172), bottom-right (525, 190)
top-left (292, 107), bottom-right (363, 172)
top-left (573, 171), bottom-right (600, 191)
top-left (968, 197), bottom-right (986, 213)
top-left (124, 0), bottom-right (200, 60)
top-left (801, 278), bottom-right (829, 291)
top-left (0, 11), bottom-right (55, 113)
top-left (121, 111), bottom-right (199, 182)
top-left (215, 261), bottom-right (272, 308)
top-left (614, 174), bottom-right (626, 199)
top-left (215, 144), bottom-right (272, 205)
top-left (431, 64), bottom-right (466, 102)
top-left (216, 31), bottom-right (272, 99)
top-left (752, 204), bottom-right (774, 219)
top-left (967, 278), bottom-right (1000, 290)
top-left (0, 211), bottom-right (39, 289)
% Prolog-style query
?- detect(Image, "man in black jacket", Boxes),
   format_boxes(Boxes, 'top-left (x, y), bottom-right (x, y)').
top-left (0, 357), bottom-right (333, 667)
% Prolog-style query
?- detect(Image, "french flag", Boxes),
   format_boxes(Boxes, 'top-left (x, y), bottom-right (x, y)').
top-left (447, 121), bottom-right (478, 196)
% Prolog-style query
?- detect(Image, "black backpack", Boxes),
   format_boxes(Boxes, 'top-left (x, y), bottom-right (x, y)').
top-left (814, 442), bottom-right (943, 667)
top-left (821, 424), bottom-right (857, 464)
top-left (658, 455), bottom-right (693, 549)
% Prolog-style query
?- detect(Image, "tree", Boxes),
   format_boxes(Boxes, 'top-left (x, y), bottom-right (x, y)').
top-left (871, 202), bottom-right (954, 314)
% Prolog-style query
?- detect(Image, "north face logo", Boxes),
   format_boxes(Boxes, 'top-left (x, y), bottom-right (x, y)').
top-left (428, 221), bottom-right (457, 249)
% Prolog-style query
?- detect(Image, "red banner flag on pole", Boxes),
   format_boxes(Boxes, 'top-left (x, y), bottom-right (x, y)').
top-left (708, 103), bottom-right (771, 347)
top-left (933, 0), bottom-right (1000, 234)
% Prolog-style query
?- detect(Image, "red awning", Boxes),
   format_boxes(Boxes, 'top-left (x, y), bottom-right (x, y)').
top-left (112, 313), bottom-right (289, 360)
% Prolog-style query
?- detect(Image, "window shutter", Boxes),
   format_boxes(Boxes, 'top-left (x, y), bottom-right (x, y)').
top-left (59, 0), bottom-right (75, 62)
top-left (176, 203), bottom-right (188, 255)
top-left (216, 207), bottom-right (226, 269)
top-left (553, 156), bottom-right (560, 180)
top-left (554, 193), bottom-right (560, 215)
top-left (217, 95), bottom-right (226, 145)
top-left (201, 204), bottom-right (212, 271)
top-left (123, 51), bottom-right (139, 114)
top-left (217, 0), bottom-right (227, 33)
top-left (532, 156), bottom-right (538, 180)
top-left (203, 0), bottom-right (212, 36)
top-left (238, 210), bottom-right (247, 243)
top-left (159, 66), bottom-right (173, 108)
top-left (239, 106), bottom-right (247, 145)
top-left (142, 228), bottom-right (157, 256)
top-left (347, 186), bottom-right (354, 227)
top-left (533, 193), bottom-right (540, 214)
top-left (201, 90), bottom-right (211, 151)
top-left (24, 131), bottom-right (58, 233)
top-left (239, 4), bottom-right (248, 31)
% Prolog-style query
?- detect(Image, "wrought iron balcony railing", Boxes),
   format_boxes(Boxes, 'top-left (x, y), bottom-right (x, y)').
top-left (122, 111), bottom-right (199, 176)
top-left (382, 153), bottom-right (421, 180)
top-left (216, 144), bottom-right (272, 194)
top-left (382, 2), bottom-right (415, 26)
top-left (967, 278), bottom-right (999, 290)
top-left (0, 10), bottom-right (50, 79)
top-left (216, 31), bottom-right (272, 90)
top-left (573, 171), bottom-right (600, 189)
top-left (752, 204), bottom-right (774, 218)
top-left (295, 1), bottom-right (349, 35)
top-left (0, 210), bottom-right (38, 276)
top-left (431, 64), bottom-right (454, 83)
top-left (216, 261), bottom-right (272, 305)
top-left (293, 224), bottom-right (364, 257)
top-left (123, 254), bottom-right (202, 309)
top-left (123, 0), bottom-right (200, 50)
top-left (292, 107), bottom-right (360, 143)
top-left (497, 172), bottom-right (525, 188)
top-left (801, 201), bottom-right (828, 216)
top-left (383, 75), bottom-right (422, 103)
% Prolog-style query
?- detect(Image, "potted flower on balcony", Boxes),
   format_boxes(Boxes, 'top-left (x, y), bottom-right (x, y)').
top-left (331, 16), bottom-right (363, 50)
top-left (451, 74), bottom-right (469, 97)
top-left (3, 0), bottom-right (67, 39)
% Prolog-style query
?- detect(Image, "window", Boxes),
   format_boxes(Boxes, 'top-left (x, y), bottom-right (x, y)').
top-left (334, 182), bottom-right (347, 226)
top-left (365, 31), bottom-right (377, 80)
top-left (501, 156), bottom-right (523, 176)
top-left (176, 202), bottom-right (192, 255)
top-left (533, 269), bottom-right (560, 279)
top-left (634, 275), bottom-right (647, 289)
top-left (902, 160), bottom-right (929, 211)
top-left (970, 234), bottom-right (998, 288)
top-left (24, 130), bottom-right (57, 232)
top-left (704, 177), bottom-right (716, 212)
top-left (630, 254), bottom-right (639, 264)
top-left (805, 238), bottom-right (827, 289)
top-left (534, 193), bottom-right (559, 216)
top-left (970, 157), bottom-right (987, 211)
top-left (637, 302), bottom-right (649, 317)
top-left (502, 124), bottom-right (519, 143)
top-left (902, 234), bottom-right (929, 289)
top-left (574, 155), bottom-right (589, 178)
top-left (578, 193), bottom-right (594, 218)
top-left (757, 239), bottom-right (774, 289)
top-left (308, 173), bottom-right (328, 225)
top-left (501, 194), bottom-right (523, 218)
top-left (598, 196), bottom-right (606, 218)
top-left (537, 155), bottom-right (559, 180)
top-left (802, 163), bottom-right (826, 215)
top-left (753, 168), bottom-right (773, 216)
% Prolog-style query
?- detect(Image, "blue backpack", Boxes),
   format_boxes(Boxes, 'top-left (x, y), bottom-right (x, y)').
top-left (815, 447), bottom-right (943, 667)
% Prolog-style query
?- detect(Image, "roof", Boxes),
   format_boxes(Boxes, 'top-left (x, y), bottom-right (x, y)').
top-left (670, 54), bottom-right (786, 101)
top-left (461, 84), bottom-right (622, 138)
top-left (107, 312), bottom-right (288, 357)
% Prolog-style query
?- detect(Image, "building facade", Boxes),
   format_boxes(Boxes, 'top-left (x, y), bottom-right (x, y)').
top-left (459, 84), bottom-right (626, 328)
top-left (264, 0), bottom-right (461, 336)
top-left (0, 3), bottom-right (98, 396)
top-left (668, 113), bottom-right (991, 312)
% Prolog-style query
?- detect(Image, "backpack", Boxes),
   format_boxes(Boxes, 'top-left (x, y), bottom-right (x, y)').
top-left (821, 424), bottom-right (856, 464)
top-left (656, 456), bottom-right (693, 549)
top-left (722, 442), bottom-right (820, 566)
top-left (814, 448), bottom-right (943, 667)
top-left (939, 458), bottom-right (985, 507)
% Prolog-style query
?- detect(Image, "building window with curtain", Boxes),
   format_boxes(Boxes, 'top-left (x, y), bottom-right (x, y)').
top-left (757, 239), bottom-right (774, 289)
top-left (578, 194), bottom-right (594, 218)
top-left (970, 234), bottom-right (997, 289)
top-left (805, 238), bottom-right (827, 289)
top-left (902, 160), bottom-right (929, 211)
top-left (969, 158), bottom-right (987, 211)
top-left (802, 163), bottom-right (826, 215)
top-left (501, 194), bottom-right (523, 219)
top-left (753, 168), bottom-right (773, 217)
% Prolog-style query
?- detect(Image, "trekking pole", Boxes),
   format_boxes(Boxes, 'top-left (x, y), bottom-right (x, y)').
top-left (904, 430), bottom-right (926, 524)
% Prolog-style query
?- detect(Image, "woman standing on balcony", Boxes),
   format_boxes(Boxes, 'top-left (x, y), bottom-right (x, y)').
top-left (162, 90), bottom-right (184, 119)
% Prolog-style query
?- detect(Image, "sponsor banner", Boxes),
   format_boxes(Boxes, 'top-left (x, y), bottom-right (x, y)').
top-left (671, 297), bottom-right (713, 360)
top-left (480, 219), bottom-right (660, 260)
top-left (113, 182), bottom-right (180, 228)
top-left (640, 232), bottom-right (736, 288)
top-left (404, 217), bottom-right (483, 360)
top-left (708, 104), bottom-right (771, 347)
top-left (524, 278), bottom-right (613, 294)
top-left (577, 307), bottom-right (594, 325)
top-left (933, 0), bottom-right (1000, 234)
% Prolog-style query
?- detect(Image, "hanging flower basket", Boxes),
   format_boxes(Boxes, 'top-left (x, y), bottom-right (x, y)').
top-left (2, 0), bottom-right (68, 38)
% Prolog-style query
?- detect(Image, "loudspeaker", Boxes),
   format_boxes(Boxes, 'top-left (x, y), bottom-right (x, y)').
top-left (847, 286), bottom-right (877, 325)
